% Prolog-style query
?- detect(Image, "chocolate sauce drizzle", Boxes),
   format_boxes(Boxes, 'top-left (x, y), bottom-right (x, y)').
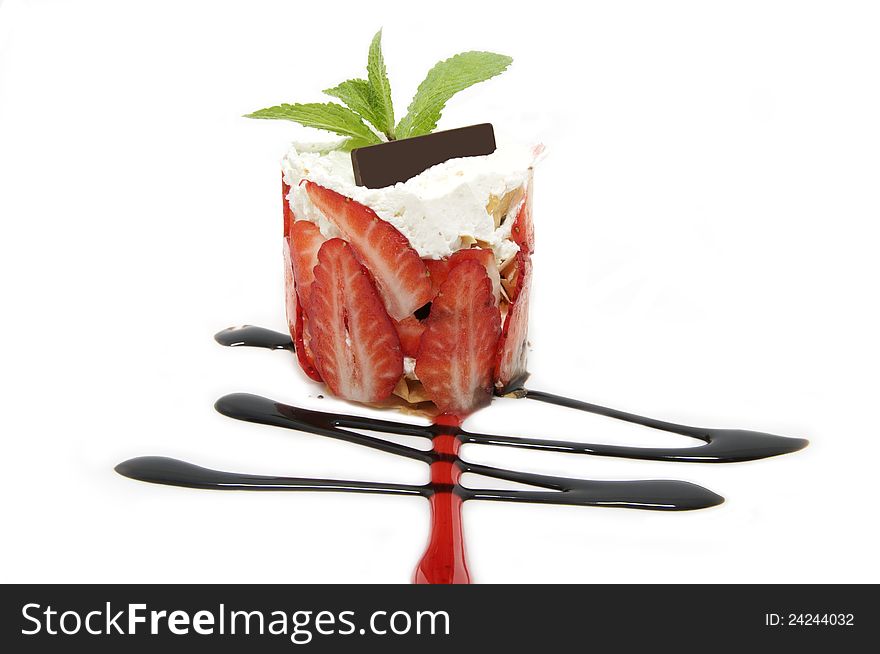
top-left (213, 325), bottom-right (294, 351)
top-left (115, 325), bottom-right (808, 583)
top-left (119, 392), bottom-right (728, 510)
top-left (115, 455), bottom-right (426, 497)
top-left (464, 390), bottom-right (809, 463)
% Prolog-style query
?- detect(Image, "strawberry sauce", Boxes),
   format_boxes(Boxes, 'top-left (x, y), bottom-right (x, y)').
top-left (115, 325), bottom-right (808, 583)
top-left (413, 415), bottom-right (471, 585)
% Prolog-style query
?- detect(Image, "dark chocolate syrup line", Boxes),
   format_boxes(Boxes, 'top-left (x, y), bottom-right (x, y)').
top-left (214, 325), bottom-right (294, 350)
top-left (115, 456), bottom-right (428, 497)
top-left (458, 462), bottom-right (722, 510)
top-left (214, 393), bottom-right (432, 463)
top-left (462, 391), bottom-right (809, 463)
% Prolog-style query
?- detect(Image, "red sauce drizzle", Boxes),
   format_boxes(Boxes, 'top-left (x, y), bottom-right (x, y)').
top-left (413, 414), bottom-right (471, 584)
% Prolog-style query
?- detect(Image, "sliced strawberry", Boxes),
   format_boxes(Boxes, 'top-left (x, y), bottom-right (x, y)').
top-left (289, 220), bottom-right (325, 305)
top-left (287, 220), bottom-right (325, 381)
top-left (294, 292), bottom-right (323, 382)
top-left (424, 258), bottom-right (450, 297)
top-left (283, 237), bottom-right (297, 338)
top-left (394, 316), bottom-right (425, 358)
top-left (416, 260), bottom-right (502, 416)
top-left (423, 249), bottom-right (500, 304)
top-left (448, 248), bottom-right (501, 305)
top-left (305, 182), bottom-right (432, 320)
top-left (494, 252), bottom-right (532, 392)
top-left (500, 249), bottom-right (529, 303)
top-left (309, 238), bottom-right (403, 402)
top-left (510, 193), bottom-right (534, 254)
top-left (282, 174), bottom-right (294, 237)
top-left (283, 237), bottom-right (322, 382)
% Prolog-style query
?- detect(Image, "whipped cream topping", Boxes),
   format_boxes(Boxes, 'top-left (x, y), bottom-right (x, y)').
top-left (282, 140), bottom-right (538, 263)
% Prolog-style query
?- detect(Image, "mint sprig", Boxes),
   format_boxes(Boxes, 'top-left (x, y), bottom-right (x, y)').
top-left (323, 79), bottom-right (385, 137)
top-left (395, 51), bottom-right (512, 139)
top-left (366, 30), bottom-right (395, 137)
top-left (244, 102), bottom-right (381, 151)
top-left (245, 30), bottom-right (511, 148)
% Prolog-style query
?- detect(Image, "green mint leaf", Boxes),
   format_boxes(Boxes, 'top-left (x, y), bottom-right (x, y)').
top-left (367, 29), bottom-right (395, 138)
top-left (323, 79), bottom-right (387, 137)
top-left (396, 51), bottom-right (512, 139)
top-left (244, 102), bottom-right (381, 144)
top-left (338, 137), bottom-right (378, 152)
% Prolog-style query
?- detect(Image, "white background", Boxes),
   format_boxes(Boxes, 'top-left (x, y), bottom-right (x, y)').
top-left (1, 0), bottom-right (878, 583)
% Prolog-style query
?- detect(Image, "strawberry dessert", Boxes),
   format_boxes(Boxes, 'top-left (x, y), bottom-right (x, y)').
top-left (280, 154), bottom-right (536, 416)
top-left (250, 31), bottom-right (539, 417)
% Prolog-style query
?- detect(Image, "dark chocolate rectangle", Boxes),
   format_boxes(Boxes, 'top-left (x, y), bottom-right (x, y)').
top-left (351, 123), bottom-right (496, 188)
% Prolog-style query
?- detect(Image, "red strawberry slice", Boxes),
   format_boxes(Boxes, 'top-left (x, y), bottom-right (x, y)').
top-left (282, 174), bottom-right (294, 237)
top-left (309, 238), bottom-right (403, 402)
top-left (423, 258), bottom-right (450, 297)
top-left (424, 248), bottom-right (500, 304)
top-left (283, 237), bottom-right (322, 382)
top-left (285, 221), bottom-right (325, 383)
top-left (416, 260), bottom-right (502, 416)
top-left (494, 252), bottom-right (532, 392)
top-left (510, 192), bottom-right (534, 254)
top-left (500, 249), bottom-right (529, 303)
top-left (294, 294), bottom-right (323, 382)
top-left (448, 248), bottom-right (501, 305)
top-left (288, 220), bottom-right (325, 305)
top-left (283, 237), bottom-right (297, 338)
top-left (394, 316), bottom-right (425, 358)
top-left (305, 182), bottom-right (432, 321)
